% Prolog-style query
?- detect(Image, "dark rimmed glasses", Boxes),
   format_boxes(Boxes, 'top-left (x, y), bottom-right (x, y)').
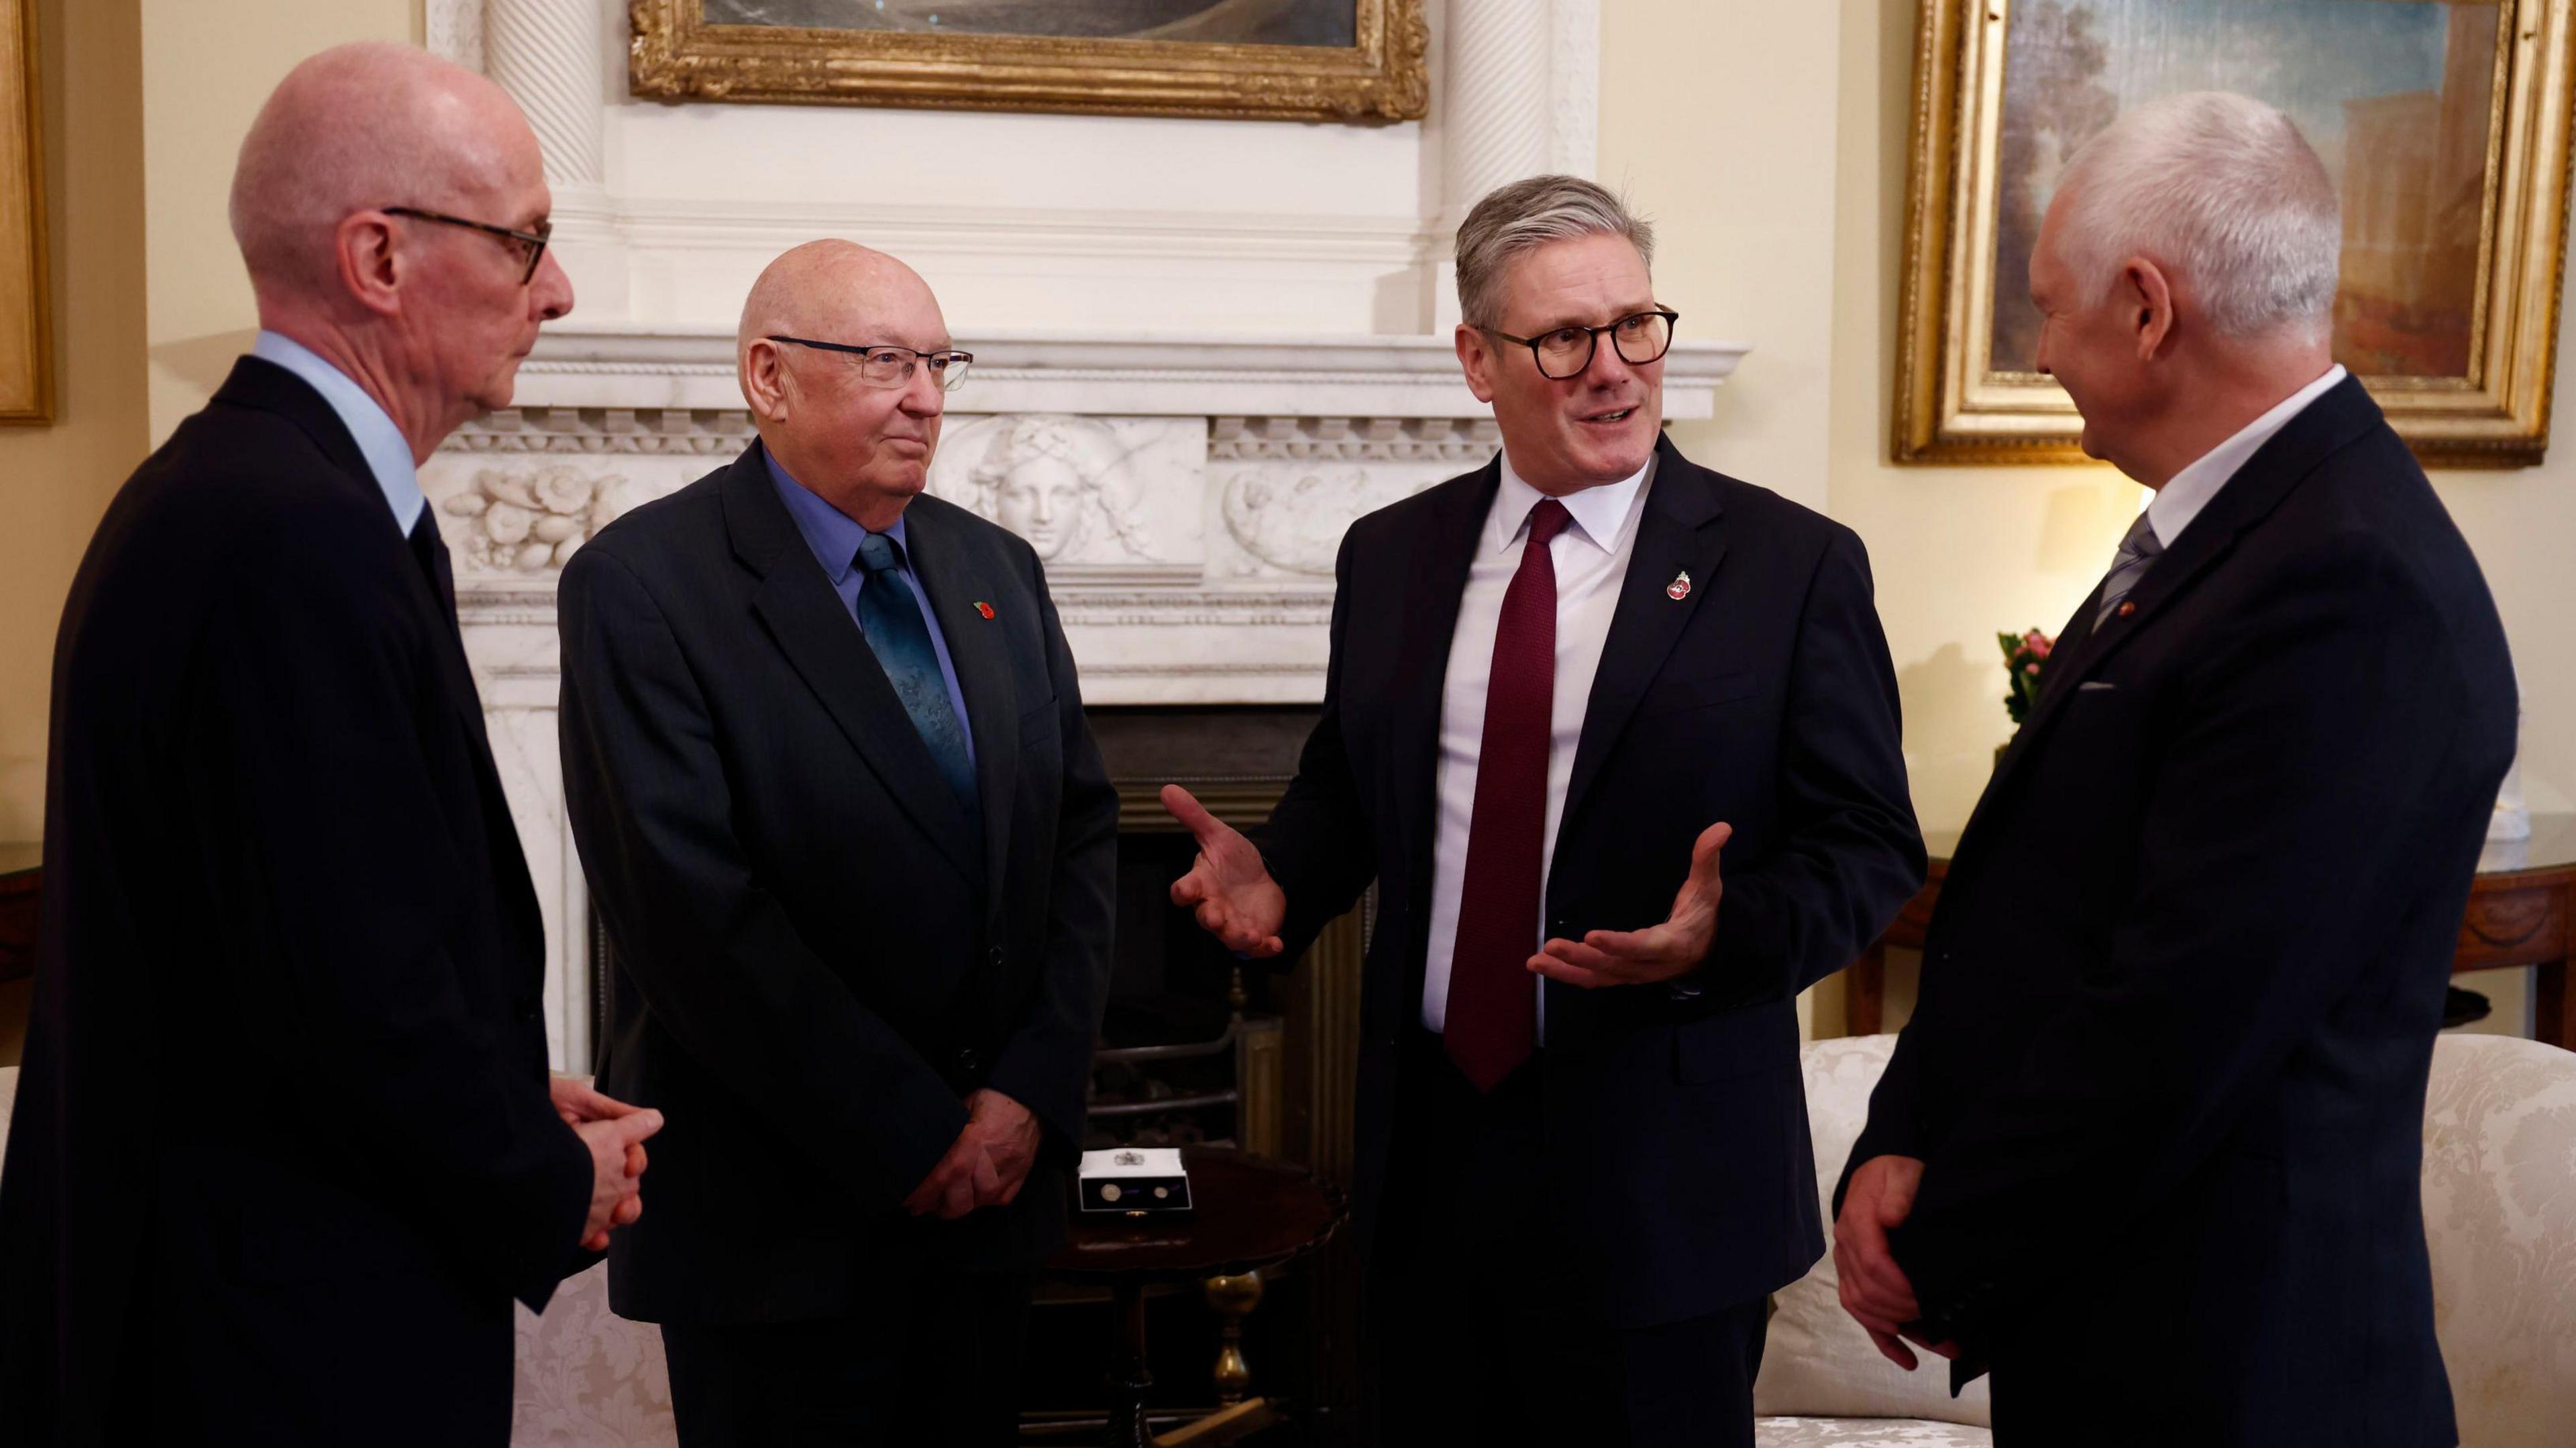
top-left (767, 335), bottom-right (976, 392)
top-left (1483, 307), bottom-right (1680, 380)
top-left (384, 206), bottom-right (553, 285)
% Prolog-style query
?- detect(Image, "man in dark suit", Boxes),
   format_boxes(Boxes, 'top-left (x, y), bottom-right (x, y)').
top-left (1163, 176), bottom-right (1925, 1445)
top-left (0, 43), bottom-right (663, 1447)
top-left (1833, 93), bottom-right (2515, 1445)
top-left (558, 239), bottom-right (1118, 1446)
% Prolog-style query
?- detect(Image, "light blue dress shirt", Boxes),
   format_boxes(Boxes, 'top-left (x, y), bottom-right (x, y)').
top-left (765, 450), bottom-right (976, 765)
top-left (250, 331), bottom-right (425, 534)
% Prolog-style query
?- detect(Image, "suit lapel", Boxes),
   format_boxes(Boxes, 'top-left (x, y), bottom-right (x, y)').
top-left (1965, 376), bottom-right (2387, 854)
top-left (1389, 463), bottom-right (1500, 943)
top-left (903, 502), bottom-right (1019, 907)
top-left (1562, 437), bottom-right (1729, 832)
top-left (724, 447), bottom-right (983, 885)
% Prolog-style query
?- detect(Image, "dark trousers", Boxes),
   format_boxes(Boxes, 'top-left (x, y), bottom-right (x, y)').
top-left (657, 1268), bottom-right (1034, 1448)
top-left (1366, 1030), bottom-right (1768, 1447)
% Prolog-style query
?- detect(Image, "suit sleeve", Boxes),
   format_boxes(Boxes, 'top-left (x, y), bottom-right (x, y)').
top-left (1886, 538), bottom-right (2475, 1345)
top-left (985, 556), bottom-right (1120, 1166)
top-left (1249, 527), bottom-right (1381, 962)
top-left (1703, 526), bottom-right (1926, 997)
top-left (559, 547), bottom-right (969, 1209)
top-left (201, 535), bottom-right (592, 1312)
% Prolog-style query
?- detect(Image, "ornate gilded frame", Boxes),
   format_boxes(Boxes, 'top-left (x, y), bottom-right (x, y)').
top-left (1895, 0), bottom-right (2576, 467)
top-left (0, 0), bottom-right (50, 425)
top-left (630, 0), bottom-right (1428, 123)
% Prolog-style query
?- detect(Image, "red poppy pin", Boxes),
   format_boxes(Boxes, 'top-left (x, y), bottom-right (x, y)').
top-left (975, 602), bottom-right (996, 620)
top-left (1666, 570), bottom-right (1693, 602)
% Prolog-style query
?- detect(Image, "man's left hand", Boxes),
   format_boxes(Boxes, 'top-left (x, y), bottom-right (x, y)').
top-left (1528, 822), bottom-right (1731, 989)
top-left (961, 1089), bottom-right (1042, 1207)
top-left (551, 1074), bottom-right (651, 1234)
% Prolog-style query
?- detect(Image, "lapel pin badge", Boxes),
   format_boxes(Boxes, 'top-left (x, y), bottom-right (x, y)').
top-left (2116, 600), bottom-right (2137, 618)
top-left (1666, 570), bottom-right (1693, 602)
top-left (975, 602), bottom-right (996, 620)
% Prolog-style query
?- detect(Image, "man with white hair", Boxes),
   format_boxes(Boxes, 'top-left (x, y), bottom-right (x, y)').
top-left (1163, 176), bottom-right (1924, 1443)
top-left (1834, 92), bottom-right (2514, 1443)
top-left (0, 42), bottom-right (661, 1445)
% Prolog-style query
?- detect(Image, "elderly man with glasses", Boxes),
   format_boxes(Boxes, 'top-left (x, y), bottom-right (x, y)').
top-left (557, 239), bottom-right (1116, 1446)
top-left (0, 42), bottom-right (663, 1447)
top-left (1161, 176), bottom-right (1925, 1445)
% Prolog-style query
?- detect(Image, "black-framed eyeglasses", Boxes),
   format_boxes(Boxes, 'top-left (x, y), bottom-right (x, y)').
top-left (1483, 308), bottom-right (1679, 380)
top-left (766, 335), bottom-right (976, 392)
top-left (384, 206), bottom-right (553, 286)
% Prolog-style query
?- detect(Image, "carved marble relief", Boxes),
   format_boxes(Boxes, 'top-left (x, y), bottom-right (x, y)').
top-left (928, 414), bottom-right (1205, 583)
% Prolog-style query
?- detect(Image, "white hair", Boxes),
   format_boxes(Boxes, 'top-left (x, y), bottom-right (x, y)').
top-left (1454, 175), bottom-right (1655, 330)
top-left (2055, 91), bottom-right (2341, 341)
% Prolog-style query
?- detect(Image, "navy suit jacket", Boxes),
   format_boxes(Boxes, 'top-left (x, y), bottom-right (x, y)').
top-left (1254, 435), bottom-right (1925, 1327)
top-left (1843, 378), bottom-right (2513, 1445)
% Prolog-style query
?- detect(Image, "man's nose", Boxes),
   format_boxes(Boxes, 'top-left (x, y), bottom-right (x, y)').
top-left (1582, 332), bottom-right (1636, 386)
top-left (531, 250), bottom-right (574, 323)
top-left (901, 364), bottom-right (945, 416)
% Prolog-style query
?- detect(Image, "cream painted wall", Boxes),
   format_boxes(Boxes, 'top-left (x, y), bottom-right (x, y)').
top-left (1603, 0), bottom-right (2571, 1040)
top-left (139, 0), bottom-right (416, 445)
top-left (0, 0), bottom-right (147, 846)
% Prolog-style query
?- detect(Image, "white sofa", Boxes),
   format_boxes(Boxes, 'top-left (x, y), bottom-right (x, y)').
top-left (1751, 1032), bottom-right (2576, 1448)
top-left (1, 1031), bottom-right (2567, 1447)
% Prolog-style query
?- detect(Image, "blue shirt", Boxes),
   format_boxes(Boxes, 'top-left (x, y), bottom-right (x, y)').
top-left (765, 450), bottom-right (976, 765)
top-left (251, 331), bottom-right (424, 534)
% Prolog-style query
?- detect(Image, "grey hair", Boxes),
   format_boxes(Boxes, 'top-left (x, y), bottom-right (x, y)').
top-left (1454, 175), bottom-right (1655, 330)
top-left (2054, 91), bottom-right (2341, 341)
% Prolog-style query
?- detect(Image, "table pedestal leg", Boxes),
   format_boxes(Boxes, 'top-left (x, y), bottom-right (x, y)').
top-left (1203, 1272), bottom-right (1264, 1404)
top-left (1108, 1280), bottom-right (1154, 1448)
top-left (2540, 960), bottom-right (2571, 1052)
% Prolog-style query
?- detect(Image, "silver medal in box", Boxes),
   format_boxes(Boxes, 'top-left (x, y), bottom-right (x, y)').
top-left (1077, 1147), bottom-right (1193, 1214)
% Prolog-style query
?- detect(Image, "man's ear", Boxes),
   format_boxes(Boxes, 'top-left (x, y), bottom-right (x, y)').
top-left (741, 339), bottom-right (790, 424)
top-left (1455, 322), bottom-right (1497, 404)
top-left (2125, 256), bottom-right (2176, 361)
top-left (337, 212), bottom-right (404, 319)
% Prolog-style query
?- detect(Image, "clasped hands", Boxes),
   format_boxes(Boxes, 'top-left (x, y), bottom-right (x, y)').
top-left (1160, 783), bottom-right (1733, 990)
top-left (904, 1088), bottom-right (1042, 1221)
top-left (1832, 1153), bottom-right (1960, 1370)
top-left (551, 1074), bottom-right (665, 1254)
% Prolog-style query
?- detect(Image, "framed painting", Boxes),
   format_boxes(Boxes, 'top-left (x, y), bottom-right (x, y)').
top-left (0, 0), bottom-right (48, 425)
top-left (629, 0), bottom-right (1429, 122)
top-left (1895, 0), bottom-right (2576, 467)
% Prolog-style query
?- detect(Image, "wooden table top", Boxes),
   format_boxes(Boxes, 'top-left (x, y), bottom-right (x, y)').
top-left (1909, 816), bottom-right (2573, 877)
top-left (1050, 1147), bottom-right (1344, 1282)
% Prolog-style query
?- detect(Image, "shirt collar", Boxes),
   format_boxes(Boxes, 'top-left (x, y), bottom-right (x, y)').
top-left (764, 446), bottom-right (907, 583)
top-left (250, 331), bottom-right (423, 534)
top-left (2148, 364), bottom-right (2347, 548)
top-left (1489, 448), bottom-right (1656, 555)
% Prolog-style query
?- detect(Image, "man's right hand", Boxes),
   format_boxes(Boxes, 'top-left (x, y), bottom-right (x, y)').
top-left (1161, 784), bottom-right (1287, 958)
top-left (1833, 1153), bottom-right (1958, 1370)
top-left (574, 1109), bottom-right (664, 1253)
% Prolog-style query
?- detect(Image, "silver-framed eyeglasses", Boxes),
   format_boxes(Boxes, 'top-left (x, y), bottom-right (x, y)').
top-left (1482, 308), bottom-right (1679, 381)
top-left (766, 335), bottom-right (975, 392)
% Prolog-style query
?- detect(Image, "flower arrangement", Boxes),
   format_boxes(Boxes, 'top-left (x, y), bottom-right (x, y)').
top-left (1998, 628), bottom-right (2054, 726)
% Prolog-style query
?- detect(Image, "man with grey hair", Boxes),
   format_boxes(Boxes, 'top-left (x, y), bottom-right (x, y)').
top-left (1164, 175), bottom-right (1923, 1442)
top-left (0, 42), bottom-right (660, 1445)
top-left (1835, 91), bottom-right (2512, 1443)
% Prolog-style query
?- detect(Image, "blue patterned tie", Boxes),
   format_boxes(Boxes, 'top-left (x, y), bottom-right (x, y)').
top-left (855, 531), bottom-right (978, 816)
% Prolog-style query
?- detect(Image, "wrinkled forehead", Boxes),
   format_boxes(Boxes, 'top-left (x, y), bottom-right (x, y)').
top-left (1494, 232), bottom-right (1654, 329)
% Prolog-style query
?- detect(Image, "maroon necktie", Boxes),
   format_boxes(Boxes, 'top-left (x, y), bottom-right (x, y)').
top-left (1446, 497), bottom-right (1571, 1091)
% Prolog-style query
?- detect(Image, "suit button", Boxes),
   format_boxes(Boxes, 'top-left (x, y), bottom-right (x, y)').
top-left (955, 1047), bottom-right (985, 1076)
top-left (987, 946), bottom-right (1005, 967)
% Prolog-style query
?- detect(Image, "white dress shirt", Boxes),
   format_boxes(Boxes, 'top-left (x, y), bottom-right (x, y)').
top-left (1420, 449), bottom-right (1656, 1034)
top-left (250, 330), bottom-right (425, 533)
top-left (2147, 364), bottom-right (2346, 547)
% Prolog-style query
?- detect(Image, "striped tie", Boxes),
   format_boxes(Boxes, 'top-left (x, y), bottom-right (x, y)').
top-left (2094, 510), bottom-right (2165, 628)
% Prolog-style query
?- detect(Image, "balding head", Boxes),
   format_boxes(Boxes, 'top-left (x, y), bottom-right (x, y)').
top-left (737, 241), bottom-right (955, 533)
top-left (231, 42), bottom-right (536, 304)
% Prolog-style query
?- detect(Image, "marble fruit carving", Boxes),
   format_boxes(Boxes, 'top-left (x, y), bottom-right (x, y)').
top-left (443, 465), bottom-right (624, 573)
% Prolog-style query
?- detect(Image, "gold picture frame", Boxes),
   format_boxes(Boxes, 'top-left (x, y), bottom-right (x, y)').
top-left (1895, 0), bottom-right (2576, 467)
top-left (629, 0), bottom-right (1428, 123)
top-left (0, 0), bottom-right (50, 425)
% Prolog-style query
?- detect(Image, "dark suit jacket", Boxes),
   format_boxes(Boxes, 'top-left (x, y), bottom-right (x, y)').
top-left (558, 440), bottom-right (1118, 1326)
top-left (1843, 378), bottom-right (2513, 1444)
top-left (0, 358), bottom-right (594, 1446)
top-left (1253, 435), bottom-right (1925, 1327)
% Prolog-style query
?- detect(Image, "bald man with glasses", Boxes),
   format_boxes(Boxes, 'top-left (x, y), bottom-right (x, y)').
top-left (557, 240), bottom-right (1117, 1446)
top-left (0, 42), bottom-right (661, 1447)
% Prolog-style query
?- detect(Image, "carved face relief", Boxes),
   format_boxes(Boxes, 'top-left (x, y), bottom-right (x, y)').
top-left (995, 453), bottom-right (1092, 559)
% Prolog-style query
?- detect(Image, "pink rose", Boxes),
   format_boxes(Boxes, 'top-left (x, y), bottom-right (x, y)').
top-left (2023, 661), bottom-right (2040, 675)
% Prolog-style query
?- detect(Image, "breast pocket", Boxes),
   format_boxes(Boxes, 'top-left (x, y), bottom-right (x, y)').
top-left (1637, 669), bottom-right (1759, 720)
top-left (1018, 694), bottom-right (1060, 748)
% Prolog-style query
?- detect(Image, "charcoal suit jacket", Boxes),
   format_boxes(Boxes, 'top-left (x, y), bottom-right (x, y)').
top-left (0, 357), bottom-right (594, 1446)
top-left (558, 439), bottom-right (1118, 1325)
top-left (1841, 377), bottom-right (2513, 1445)
top-left (1252, 433), bottom-right (1926, 1327)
